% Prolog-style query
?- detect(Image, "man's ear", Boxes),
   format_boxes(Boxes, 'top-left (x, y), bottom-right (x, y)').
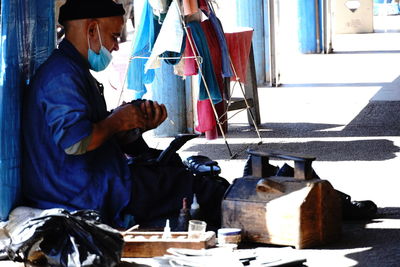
top-left (87, 20), bottom-right (98, 38)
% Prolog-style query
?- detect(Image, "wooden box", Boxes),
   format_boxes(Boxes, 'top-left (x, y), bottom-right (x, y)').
top-left (222, 150), bottom-right (342, 249)
top-left (122, 231), bottom-right (216, 258)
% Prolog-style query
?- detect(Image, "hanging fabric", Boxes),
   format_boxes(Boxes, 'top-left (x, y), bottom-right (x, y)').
top-left (198, 0), bottom-right (209, 13)
top-left (183, 0), bottom-right (199, 16)
top-left (225, 29), bottom-right (253, 83)
top-left (195, 19), bottom-right (225, 136)
top-left (183, 28), bottom-right (198, 76)
top-left (145, 0), bottom-right (186, 71)
top-left (149, 0), bottom-right (172, 23)
top-left (207, 8), bottom-right (233, 78)
top-left (126, 0), bottom-right (160, 99)
top-left (195, 99), bottom-right (216, 133)
top-left (186, 21), bottom-right (222, 104)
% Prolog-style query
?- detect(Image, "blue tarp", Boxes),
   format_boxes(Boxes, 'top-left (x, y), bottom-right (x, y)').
top-left (0, 0), bottom-right (55, 221)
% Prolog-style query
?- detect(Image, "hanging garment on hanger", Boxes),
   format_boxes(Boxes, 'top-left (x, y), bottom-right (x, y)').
top-left (225, 28), bottom-right (253, 83)
top-left (127, 0), bottom-right (161, 99)
top-left (186, 21), bottom-right (222, 104)
top-left (145, 0), bottom-right (185, 71)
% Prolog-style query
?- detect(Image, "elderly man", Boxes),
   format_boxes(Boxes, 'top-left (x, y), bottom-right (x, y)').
top-left (22, 0), bottom-right (226, 229)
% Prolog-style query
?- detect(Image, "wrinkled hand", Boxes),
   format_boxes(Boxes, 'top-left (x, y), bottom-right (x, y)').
top-left (140, 100), bottom-right (168, 131)
top-left (110, 103), bottom-right (146, 132)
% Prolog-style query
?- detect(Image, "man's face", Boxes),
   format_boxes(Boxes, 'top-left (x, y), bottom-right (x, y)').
top-left (91, 16), bottom-right (124, 53)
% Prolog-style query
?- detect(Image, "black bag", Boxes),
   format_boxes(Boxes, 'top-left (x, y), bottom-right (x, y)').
top-left (124, 135), bottom-right (230, 231)
top-left (7, 209), bottom-right (124, 267)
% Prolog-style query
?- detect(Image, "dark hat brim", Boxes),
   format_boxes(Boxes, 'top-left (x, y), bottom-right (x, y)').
top-left (59, 0), bottom-right (125, 26)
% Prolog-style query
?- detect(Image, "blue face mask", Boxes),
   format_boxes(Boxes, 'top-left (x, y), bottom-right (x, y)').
top-left (88, 24), bottom-right (113, 72)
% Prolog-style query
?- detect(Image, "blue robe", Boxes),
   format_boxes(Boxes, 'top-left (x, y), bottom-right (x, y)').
top-left (22, 39), bottom-right (132, 228)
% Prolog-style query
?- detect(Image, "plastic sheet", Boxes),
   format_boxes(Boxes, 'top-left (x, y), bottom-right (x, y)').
top-left (0, 0), bottom-right (55, 221)
top-left (7, 209), bottom-right (124, 267)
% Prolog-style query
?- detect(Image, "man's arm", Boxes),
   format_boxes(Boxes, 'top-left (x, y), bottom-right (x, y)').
top-left (87, 103), bottom-right (146, 151)
top-left (65, 100), bottom-right (167, 155)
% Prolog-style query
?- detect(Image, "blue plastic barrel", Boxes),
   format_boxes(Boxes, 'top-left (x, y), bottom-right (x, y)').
top-left (235, 0), bottom-right (266, 85)
top-left (149, 61), bottom-right (186, 137)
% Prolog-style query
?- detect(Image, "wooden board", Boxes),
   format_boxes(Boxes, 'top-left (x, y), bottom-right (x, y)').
top-left (122, 231), bottom-right (216, 258)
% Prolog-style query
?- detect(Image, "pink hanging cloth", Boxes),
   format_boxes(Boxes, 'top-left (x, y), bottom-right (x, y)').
top-left (224, 28), bottom-right (253, 83)
top-left (183, 27), bottom-right (198, 76)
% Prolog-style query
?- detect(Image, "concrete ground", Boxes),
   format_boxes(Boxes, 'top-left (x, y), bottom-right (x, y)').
top-left (2, 16), bottom-right (400, 267)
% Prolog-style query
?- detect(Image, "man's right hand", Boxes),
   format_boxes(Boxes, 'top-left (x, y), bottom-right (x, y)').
top-left (109, 103), bottom-right (146, 132)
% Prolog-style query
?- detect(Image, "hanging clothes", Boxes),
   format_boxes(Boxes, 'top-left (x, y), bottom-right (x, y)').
top-left (183, 27), bottom-right (198, 76)
top-left (126, 0), bottom-right (160, 99)
top-left (145, 0), bottom-right (185, 71)
top-left (196, 99), bottom-right (216, 133)
top-left (225, 28), bottom-right (253, 83)
top-left (183, 0), bottom-right (199, 15)
top-left (195, 18), bottom-right (227, 137)
top-left (149, 0), bottom-right (172, 23)
top-left (186, 21), bottom-right (222, 104)
top-left (198, 0), bottom-right (209, 13)
top-left (207, 8), bottom-right (233, 78)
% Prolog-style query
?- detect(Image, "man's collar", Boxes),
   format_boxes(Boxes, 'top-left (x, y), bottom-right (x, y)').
top-left (58, 39), bottom-right (90, 69)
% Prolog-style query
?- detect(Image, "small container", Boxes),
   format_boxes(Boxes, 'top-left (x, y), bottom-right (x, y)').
top-left (188, 220), bottom-right (207, 239)
top-left (218, 228), bottom-right (242, 245)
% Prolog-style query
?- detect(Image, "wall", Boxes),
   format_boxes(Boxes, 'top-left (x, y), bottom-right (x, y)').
top-left (334, 0), bottom-right (374, 33)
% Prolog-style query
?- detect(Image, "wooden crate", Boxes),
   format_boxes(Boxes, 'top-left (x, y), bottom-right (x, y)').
top-left (122, 231), bottom-right (216, 258)
top-left (222, 150), bottom-right (342, 249)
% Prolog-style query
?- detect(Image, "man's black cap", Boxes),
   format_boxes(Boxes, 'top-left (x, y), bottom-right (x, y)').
top-left (59, 0), bottom-right (125, 26)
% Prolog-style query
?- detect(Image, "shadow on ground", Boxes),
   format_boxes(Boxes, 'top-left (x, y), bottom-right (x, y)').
top-left (185, 139), bottom-right (400, 161)
top-left (318, 207), bottom-right (400, 267)
top-left (183, 101), bottom-right (400, 161)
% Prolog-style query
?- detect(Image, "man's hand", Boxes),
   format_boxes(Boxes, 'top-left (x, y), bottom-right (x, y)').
top-left (140, 100), bottom-right (168, 131)
top-left (87, 104), bottom-right (147, 151)
top-left (110, 103), bottom-right (147, 132)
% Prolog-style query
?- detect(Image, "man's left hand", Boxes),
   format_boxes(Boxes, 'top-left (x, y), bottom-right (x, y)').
top-left (140, 100), bottom-right (168, 131)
